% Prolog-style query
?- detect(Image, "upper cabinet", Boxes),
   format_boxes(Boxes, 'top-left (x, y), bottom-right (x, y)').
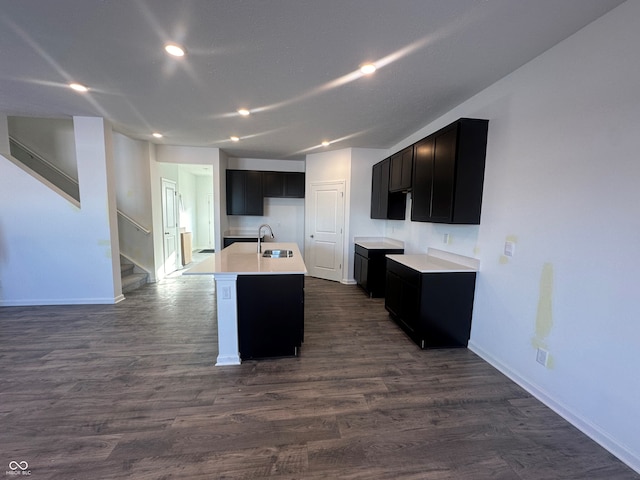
top-left (227, 170), bottom-right (305, 216)
top-left (263, 172), bottom-right (305, 198)
top-left (227, 170), bottom-right (264, 216)
top-left (411, 118), bottom-right (488, 224)
top-left (370, 117), bottom-right (488, 225)
top-left (389, 145), bottom-right (414, 192)
top-left (371, 158), bottom-right (406, 220)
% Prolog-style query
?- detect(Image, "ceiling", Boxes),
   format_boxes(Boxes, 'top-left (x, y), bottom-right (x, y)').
top-left (0, 0), bottom-right (625, 160)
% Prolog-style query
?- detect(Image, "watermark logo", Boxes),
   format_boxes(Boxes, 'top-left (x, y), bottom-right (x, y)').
top-left (5, 461), bottom-right (30, 476)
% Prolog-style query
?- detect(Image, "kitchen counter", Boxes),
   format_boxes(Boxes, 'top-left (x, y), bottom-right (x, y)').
top-left (184, 241), bottom-right (306, 367)
top-left (354, 237), bottom-right (404, 250)
top-left (186, 241), bottom-right (306, 275)
top-left (386, 248), bottom-right (479, 273)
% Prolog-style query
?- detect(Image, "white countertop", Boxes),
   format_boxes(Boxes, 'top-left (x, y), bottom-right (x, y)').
top-left (386, 248), bottom-right (479, 273)
top-left (354, 237), bottom-right (404, 250)
top-left (185, 241), bottom-right (307, 275)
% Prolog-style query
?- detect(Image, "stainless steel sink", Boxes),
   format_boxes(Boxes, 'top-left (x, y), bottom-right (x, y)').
top-left (262, 249), bottom-right (294, 258)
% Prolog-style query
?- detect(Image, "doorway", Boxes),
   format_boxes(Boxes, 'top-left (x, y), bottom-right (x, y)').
top-left (305, 180), bottom-right (345, 282)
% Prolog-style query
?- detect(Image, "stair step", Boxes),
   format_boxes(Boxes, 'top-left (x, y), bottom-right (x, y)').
top-left (120, 262), bottom-right (135, 276)
top-left (122, 273), bottom-right (148, 294)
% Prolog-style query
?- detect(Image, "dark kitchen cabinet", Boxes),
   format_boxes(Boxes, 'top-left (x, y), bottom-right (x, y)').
top-left (226, 170), bottom-right (264, 216)
top-left (411, 118), bottom-right (489, 224)
top-left (237, 274), bottom-right (304, 359)
top-left (263, 172), bottom-right (305, 198)
top-left (371, 158), bottom-right (406, 220)
top-left (354, 243), bottom-right (404, 298)
top-left (385, 258), bottom-right (477, 349)
top-left (389, 145), bottom-right (414, 192)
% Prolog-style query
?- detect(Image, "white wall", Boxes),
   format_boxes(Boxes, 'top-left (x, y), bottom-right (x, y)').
top-left (347, 148), bottom-right (387, 279)
top-left (195, 175), bottom-right (214, 249)
top-left (112, 132), bottom-right (155, 276)
top-left (0, 117), bottom-right (122, 305)
top-left (7, 116), bottom-right (77, 180)
top-left (372, 2), bottom-right (640, 470)
top-left (305, 148), bottom-right (352, 283)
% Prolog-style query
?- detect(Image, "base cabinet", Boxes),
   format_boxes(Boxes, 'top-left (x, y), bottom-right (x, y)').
top-left (354, 244), bottom-right (404, 298)
top-left (385, 259), bottom-right (476, 348)
top-left (236, 274), bottom-right (304, 359)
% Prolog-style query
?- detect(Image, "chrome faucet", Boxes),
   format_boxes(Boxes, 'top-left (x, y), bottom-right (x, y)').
top-left (257, 224), bottom-right (274, 253)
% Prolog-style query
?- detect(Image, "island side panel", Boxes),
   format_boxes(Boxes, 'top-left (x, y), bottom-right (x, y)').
top-left (236, 274), bottom-right (304, 360)
top-left (213, 273), bottom-right (241, 365)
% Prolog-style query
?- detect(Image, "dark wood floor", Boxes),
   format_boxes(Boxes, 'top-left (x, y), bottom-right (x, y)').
top-left (1, 274), bottom-right (637, 479)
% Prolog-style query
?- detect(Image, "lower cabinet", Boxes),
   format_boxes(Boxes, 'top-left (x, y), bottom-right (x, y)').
top-left (236, 274), bottom-right (304, 359)
top-left (354, 244), bottom-right (404, 298)
top-left (385, 259), bottom-right (476, 348)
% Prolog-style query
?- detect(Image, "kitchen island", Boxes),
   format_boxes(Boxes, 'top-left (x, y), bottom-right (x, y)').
top-left (186, 241), bottom-right (307, 365)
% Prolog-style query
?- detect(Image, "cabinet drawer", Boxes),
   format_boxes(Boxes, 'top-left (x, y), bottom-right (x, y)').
top-left (355, 244), bottom-right (369, 259)
top-left (386, 258), bottom-right (420, 285)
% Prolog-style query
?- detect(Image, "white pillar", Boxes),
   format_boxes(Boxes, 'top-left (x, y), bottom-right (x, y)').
top-left (213, 273), bottom-right (241, 365)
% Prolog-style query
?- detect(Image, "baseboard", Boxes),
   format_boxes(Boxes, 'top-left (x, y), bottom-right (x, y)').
top-left (1, 295), bottom-right (127, 306)
top-left (468, 340), bottom-right (640, 474)
top-left (216, 354), bottom-right (241, 366)
top-left (341, 279), bottom-right (357, 285)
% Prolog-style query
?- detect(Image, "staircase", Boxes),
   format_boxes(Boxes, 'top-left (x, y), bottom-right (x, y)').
top-left (120, 257), bottom-right (149, 294)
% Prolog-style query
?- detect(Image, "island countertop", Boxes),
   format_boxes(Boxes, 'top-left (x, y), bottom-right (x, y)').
top-left (185, 241), bottom-right (307, 275)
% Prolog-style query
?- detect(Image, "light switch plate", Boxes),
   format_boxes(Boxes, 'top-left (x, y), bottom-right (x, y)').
top-left (504, 241), bottom-right (515, 257)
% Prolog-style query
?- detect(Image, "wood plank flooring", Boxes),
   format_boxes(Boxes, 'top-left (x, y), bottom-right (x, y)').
top-left (1, 274), bottom-right (637, 479)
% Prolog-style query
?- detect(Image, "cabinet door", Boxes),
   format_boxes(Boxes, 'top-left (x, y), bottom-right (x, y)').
top-left (226, 170), bottom-right (246, 215)
top-left (410, 136), bottom-right (434, 222)
top-left (284, 173), bottom-right (305, 197)
top-left (389, 146), bottom-right (413, 192)
top-left (370, 159), bottom-right (390, 219)
top-left (430, 125), bottom-right (457, 222)
top-left (263, 172), bottom-right (285, 197)
top-left (244, 171), bottom-right (264, 215)
top-left (354, 253), bottom-right (369, 291)
top-left (226, 170), bottom-right (264, 215)
top-left (385, 269), bottom-right (402, 318)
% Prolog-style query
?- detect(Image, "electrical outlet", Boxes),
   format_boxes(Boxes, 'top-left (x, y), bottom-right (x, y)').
top-left (222, 286), bottom-right (231, 299)
top-left (536, 348), bottom-right (549, 367)
top-left (443, 233), bottom-right (450, 244)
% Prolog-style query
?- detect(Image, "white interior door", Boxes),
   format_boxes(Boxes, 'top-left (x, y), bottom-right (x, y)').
top-left (161, 178), bottom-right (179, 274)
top-left (207, 193), bottom-right (215, 248)
top-left (306, 181), bottom-right (345, 282)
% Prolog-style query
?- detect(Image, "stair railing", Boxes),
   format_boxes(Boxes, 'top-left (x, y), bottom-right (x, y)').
top-left (8, 136), bottom-right (152, 235)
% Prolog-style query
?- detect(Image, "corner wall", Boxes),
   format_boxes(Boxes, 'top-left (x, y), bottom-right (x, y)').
top-left (0, 116), bottom-right (122, 305)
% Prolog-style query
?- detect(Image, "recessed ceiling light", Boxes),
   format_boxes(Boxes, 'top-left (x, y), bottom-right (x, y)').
top-left (152, 132), bottom-right (163, 138)
top-left (321, 141), bottom-right (330, 147)
top-left (69, 82), bottom-right (88, 92)
top-left (237, 108), bottom-right (251, 116)
top-left (230, 136), bottom-right (240, 142)
top-left (360, 63), bottom-right (376, 75)
top-left (164, 43), bottom-right (186, 57)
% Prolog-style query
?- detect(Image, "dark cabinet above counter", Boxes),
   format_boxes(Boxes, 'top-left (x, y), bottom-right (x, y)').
top-left (370, 158), bottom-right (406, 220)
top-left (263, 171), bottom-right (305, 198)
top-left (389, 145), bottom-right (414, 192)
top-left (412, 119), bottom-right (488, 224)
top-left (227, 170), bottom-right (305, 216)
top-left (370, 118), bottom-right (488, 225)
